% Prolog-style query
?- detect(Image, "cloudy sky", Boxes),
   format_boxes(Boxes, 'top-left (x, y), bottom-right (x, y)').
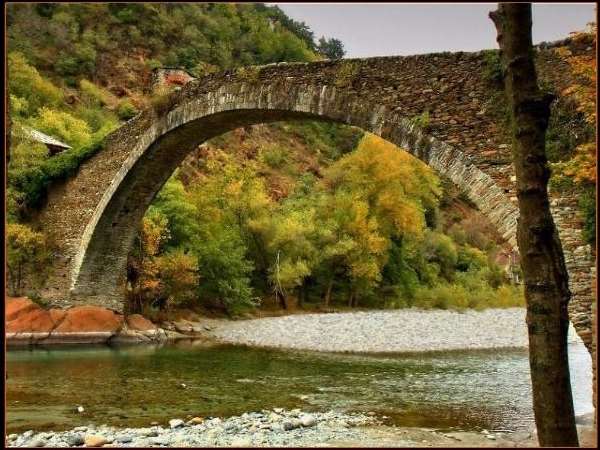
top-left (273, 3), bottom-right (596, 57)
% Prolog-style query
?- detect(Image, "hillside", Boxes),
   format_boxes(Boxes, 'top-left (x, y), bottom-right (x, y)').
top-left (6, 2), bottom-right (521, 317)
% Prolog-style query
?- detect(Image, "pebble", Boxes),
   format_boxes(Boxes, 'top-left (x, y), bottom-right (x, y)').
top-left (115, 435), bottom-right (133, 443)
top-left (169, 419), bottom-right (185, 429)
top-left (282, 419), bottom-right (301, 431)
top-left (26, 438), bottom-right (45, 447)
top-left (230, 437), bottom-right (252, 447)
top-left (187, 417), bottom-right (204, 425)
top-left (300, 415), bottom-right (317, 427)
top-left (65, 433), bottom-right (84, 446)
top-left (84, 435), bottom-right (109, 447)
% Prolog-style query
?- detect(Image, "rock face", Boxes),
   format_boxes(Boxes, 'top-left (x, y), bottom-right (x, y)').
top-left (5, 296), bottom-right (171, 345)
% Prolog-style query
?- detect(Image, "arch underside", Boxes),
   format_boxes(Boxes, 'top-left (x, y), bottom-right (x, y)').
top-left (69, 104), bottom-right (517, 311)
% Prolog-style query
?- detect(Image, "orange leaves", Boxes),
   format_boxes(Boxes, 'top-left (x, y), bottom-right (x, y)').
top-left (554, 24), bottom-right (597, 186)
top-left (324, 133), bottom-right (439, 238)
top-left (560, 143), bottom-right (596, 184)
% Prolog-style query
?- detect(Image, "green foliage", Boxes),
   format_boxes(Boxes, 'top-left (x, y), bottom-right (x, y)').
top-left (117, 99), bottom-right (139, 120)
top-left (482, 50), bottom-right (503, 86)
top-left (260, 145), bottom-right (288, 168)
top-left (8, 52), bottom-right (63, 117)
top-left (412, 278), bottom-right (523, 311)
top-left (195, 228), bottom-right (257, 316)
top-left (236, 66), bottom-right (261, 83)
top-left (9, 137), bottom-right (105, 212)
top-left (410, 110), bottom-right (431, 131)
top-left (317, 37), bottom-right (345, 60)
top-left (334, 62), bottom-right (359, 87)
top-left (80, 79), bottom-right (112, 107)
top-left (29, 107), bottom-right (93, 148)
top-left (579, 186), bottom-right (596, 246)
top-left (6, 223), bottom-right (50, 296)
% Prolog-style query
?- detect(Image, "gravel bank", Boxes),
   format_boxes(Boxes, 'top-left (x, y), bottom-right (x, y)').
top-left (209, 308), bottom-right (581, 353)
top-left (7, 409), bottom-right (595, 448)
top-left (6, 410), bottom-right (379, 448)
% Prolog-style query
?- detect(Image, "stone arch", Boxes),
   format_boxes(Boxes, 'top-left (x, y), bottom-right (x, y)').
top-left (35, 55), bottom-right (593, 356)
top-left (45, 91), bottom-right (515, 310)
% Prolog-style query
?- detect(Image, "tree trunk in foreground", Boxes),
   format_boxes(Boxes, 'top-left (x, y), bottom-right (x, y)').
top-left (490, 3), bottom-right (578, 446)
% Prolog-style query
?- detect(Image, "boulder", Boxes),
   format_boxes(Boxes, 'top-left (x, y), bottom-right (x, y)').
top-left (169, 418), bottom-right (185, 429)
top-left (53, 306), bottom-right (123, 333)
top-left (300, 414), bottom-right (317, 427)
top-left (6, 307), bottom-right (56, 333)
top-left (5, 298), bottom-right (60, 333)
top-left (126, 314), bottom-right (156, 331)
top-left (6, 297), bottom-right (39, 321)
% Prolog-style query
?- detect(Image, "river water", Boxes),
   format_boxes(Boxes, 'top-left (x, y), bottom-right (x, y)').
top-left (6, 339), bottom-right (593, 435)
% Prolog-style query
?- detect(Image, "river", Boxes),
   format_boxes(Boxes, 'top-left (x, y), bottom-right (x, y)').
top-left (6, 338), bottom-right (593, 435)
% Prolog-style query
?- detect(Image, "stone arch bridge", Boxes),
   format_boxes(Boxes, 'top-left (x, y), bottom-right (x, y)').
top-left (35, 43), bottom-right (595, 353)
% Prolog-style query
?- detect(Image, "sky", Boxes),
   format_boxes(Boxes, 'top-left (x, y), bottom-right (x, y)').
top-left (272, 3), bottom-right (596, 58)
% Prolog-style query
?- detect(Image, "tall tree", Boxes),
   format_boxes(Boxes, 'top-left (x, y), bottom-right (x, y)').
top-left (489, 4), bottom-right (579, 446)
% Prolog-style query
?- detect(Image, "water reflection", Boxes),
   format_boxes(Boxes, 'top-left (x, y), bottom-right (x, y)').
top-left (6, 338), bottom-right (592, 434)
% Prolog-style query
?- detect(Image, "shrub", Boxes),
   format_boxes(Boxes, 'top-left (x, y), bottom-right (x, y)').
top-left (80, 79), bottom-right (112, 107)
top-left (156, 249), bottom-right (199, 310)
top-left (150, 86), bottom-right (178, 115)
top-left (30, 107), bottom-right (93, 149)
top-left (410, 110), bottom-right (431, 131)
top-left (6, 223), bottom-right (50, 296)
top-left (260, 145), bottom-right (288, 168)
top-left (579, 186), bottom-right (596, 246)
top-left (334, 61), bottom-right (358, 87)
top-left (117, 99), bottom-right (139, 120)
top-left (236, 66), bottom-right (261, 83)
top-left (11, 138), bottom-right (105, 209)
top-left (8, 52), bottom-right (63, 116)
top-left (482, 50), bottom-right (503, 86)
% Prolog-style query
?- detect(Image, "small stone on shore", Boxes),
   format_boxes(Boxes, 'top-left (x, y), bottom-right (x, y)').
top-left (84, 435), bottom-right (109, 447)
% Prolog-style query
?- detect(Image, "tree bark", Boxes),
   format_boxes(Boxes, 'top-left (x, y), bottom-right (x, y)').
top-left (324, 277), bottom-right (333, 307)
top-left (490, 4), bottom-right (578, 446)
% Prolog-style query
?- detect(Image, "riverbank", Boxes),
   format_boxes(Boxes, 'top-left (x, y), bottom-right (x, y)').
top-left (207, 308), bottom-right (533, 353)
top-left (8, 300), bottom-right (585, 353)
top-left (6, 409), bottom-right (596, 448)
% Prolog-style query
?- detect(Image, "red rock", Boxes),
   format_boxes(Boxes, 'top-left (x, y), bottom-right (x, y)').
top-left (6, 297), bottom-right (40, 322)
top-left (53, 306), bottom-right (123, 333)
top-left (126, 314), bottom-right (157, 331)
top-left (6, 307), bottom-right (56, 333)
top-left (49, 309), bottom-right (67, 324)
